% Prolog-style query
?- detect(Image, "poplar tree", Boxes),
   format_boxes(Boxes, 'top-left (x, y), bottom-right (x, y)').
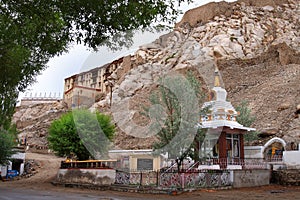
top-left (146, 71), bottom-right (207, 171)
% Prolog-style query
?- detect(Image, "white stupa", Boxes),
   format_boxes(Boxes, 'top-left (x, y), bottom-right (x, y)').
top-left (200, 66), bottom-right (255, 132)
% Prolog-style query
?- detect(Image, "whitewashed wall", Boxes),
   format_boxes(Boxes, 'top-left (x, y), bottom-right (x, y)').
top-left (283, 151), bottom-right (300, 169)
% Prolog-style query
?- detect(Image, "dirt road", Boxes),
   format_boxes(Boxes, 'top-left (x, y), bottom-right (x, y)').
top-left (2, 152), bottom-right (63, 189)
top-left (1, 153), bottom-right (300, 200)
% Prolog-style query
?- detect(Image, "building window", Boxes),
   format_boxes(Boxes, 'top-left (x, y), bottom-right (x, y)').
top-left (137, 158), bottom-right (153, 171)
top-left (121, 156), bottom-right (129, 170)
top-left (226, 134), bottom-right (240, 159)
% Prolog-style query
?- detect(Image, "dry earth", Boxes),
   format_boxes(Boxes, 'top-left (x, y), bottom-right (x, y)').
top-left (1, 153), bottom-right (300, 199)
top-left (2, 153), bottom-right (63, 189)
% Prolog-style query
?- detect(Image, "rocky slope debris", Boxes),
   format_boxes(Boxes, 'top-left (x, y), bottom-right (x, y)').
top-left (13, 101), bottom-right (68, 149)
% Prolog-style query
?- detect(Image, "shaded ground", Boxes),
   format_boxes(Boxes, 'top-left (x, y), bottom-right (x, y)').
top-left (1, 153), bottom-right (300, 199)
top-left (1, 182), bottom-right (300, 200)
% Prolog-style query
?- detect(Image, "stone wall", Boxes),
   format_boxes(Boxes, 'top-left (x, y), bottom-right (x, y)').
top-left (272, 169), bottom-right (300, 185)
top-left (20, 99), bottom-right (61, 106)
top-left (56, 168), bottom-right (116, 186)
top-left (232, 169), bottom-right (270, 188)
top-left (176, 0), bottom-right (289, 27)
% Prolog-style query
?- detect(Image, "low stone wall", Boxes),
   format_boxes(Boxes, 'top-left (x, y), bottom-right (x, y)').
top-left (272, 169), bottom-right (300, 185)
top-left (56, 168), bottom-right (116, 186)
top-left (115, 170), bottom-right (232, 189)
top-left (54, 169), bottom-right (277, 191)
top-left (232, 169), bottom-right (270, 188)
top-left (176, 0), bottom-right (287, 28)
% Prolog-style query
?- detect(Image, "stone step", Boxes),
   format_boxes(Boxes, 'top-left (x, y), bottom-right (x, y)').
top-left (51, 181), bottom-right (182, 195)
top-left (110, 184), bottom-right (174, 194)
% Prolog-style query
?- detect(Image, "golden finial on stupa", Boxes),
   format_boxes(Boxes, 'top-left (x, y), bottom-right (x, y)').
top-left (214, 65), bottom-right (220, 87)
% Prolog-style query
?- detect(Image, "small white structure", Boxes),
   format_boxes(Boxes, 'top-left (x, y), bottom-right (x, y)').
top-left (244, 137), bottom-right (300, 169)
top-left (0, 150), bottom-right (25, 178)
top-left (198, 66), bottom-right (255, 170)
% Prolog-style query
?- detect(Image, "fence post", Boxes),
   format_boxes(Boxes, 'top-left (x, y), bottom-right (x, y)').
top-left (156, 170), bottom-right (159, 187)
top-left (181, 173), bottom-right (185, 189)
top-left (206, 171), bottom-right (210, 187)
top-left (140, 171), bottom-right (142, 187)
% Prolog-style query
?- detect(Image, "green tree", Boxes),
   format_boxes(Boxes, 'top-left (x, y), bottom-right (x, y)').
top-left (146, 71), bottom-right (206, 171)
top-left (0, 126), bottom-right (17, 165)
top-left (48, 109), bottom-right (115, 160)
top-left (236, 100), bottom-right (258, 143)
top-left (0, 0), bottom-right (191, 129)
top-left (0, 133), bottom-right (14, 165)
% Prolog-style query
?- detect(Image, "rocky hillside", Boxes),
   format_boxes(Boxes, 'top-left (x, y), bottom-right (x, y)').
top-left (220, 44), bottom-right (299, 145)
top-left (102, 0), bottom-right (300, 149)
top-left (13, 101), bottom-right (68, 149)
top-left (13, 0), bottom-right (299, 150)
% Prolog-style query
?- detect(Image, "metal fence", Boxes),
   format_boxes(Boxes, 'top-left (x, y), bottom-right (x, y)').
top-left (115, 170), bottom-right (231, 189)
top-left (60, 160), bottom-right (118, 169)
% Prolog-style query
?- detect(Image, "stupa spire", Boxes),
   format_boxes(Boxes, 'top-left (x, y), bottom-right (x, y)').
top-left (214, 65), bottom-right (221, 87)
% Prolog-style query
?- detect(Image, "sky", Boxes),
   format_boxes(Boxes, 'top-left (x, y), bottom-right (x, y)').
top-left (19, 0), bottom-right (236, 101)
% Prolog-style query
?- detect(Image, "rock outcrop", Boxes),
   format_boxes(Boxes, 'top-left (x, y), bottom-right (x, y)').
top-left (99, 0), bottom-right (299, 148)
top-left (13, 101), bottom-right (68, 149)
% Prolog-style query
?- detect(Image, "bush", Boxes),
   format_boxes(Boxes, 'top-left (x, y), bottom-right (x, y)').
top-left (48, 109), bottom-right (115, 160)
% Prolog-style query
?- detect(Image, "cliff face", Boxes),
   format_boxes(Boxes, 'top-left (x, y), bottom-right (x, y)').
top-left (13, 0), bottom-right (300, 150)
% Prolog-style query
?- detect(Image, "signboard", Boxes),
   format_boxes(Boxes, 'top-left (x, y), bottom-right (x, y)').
top-left (137, 159), bottom-right (153, 170)
top-left (7, 170), bottom-right (19, 178)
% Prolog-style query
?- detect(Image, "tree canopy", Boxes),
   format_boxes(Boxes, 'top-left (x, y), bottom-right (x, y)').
top-left (48, 109), bottom-right (115, 160)
top-left (0, 0), bottom-right (190, 156)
